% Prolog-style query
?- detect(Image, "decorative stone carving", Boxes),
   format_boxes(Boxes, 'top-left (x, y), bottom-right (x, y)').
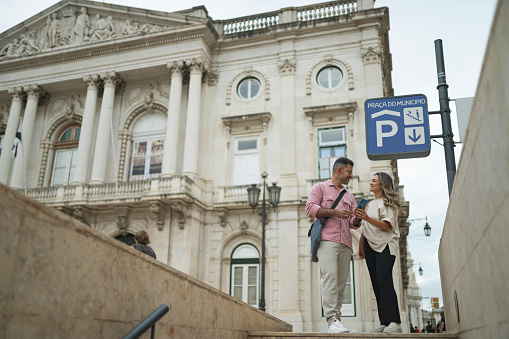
top-left (217, 210), bottom-right (227, 227)
top-left (116, 207), bottom-right (131, 235)
top-left (100, 71), bottom-right (122, 88)
top-left (64, 94), bottom-right (83, 120)
top-left (167, 60), bottom-right (185, 79)
top-left (121, 20), bottom-right (141, 36)
top-left (23, 84), bottom-right (44, 102)
top-left (91, 15), bottom-right (117, 41)
top-left (306, 56), bottom-right (354, 95)
top-left (207, 69), bottom-right (219, 86)
top-left (83, 74), bottom-right (101, 90)
top-left (46, 13), bottom-right (61, 48)
top-left (0, 31), bottom-right (42, 59)
top-left (172, 202), bottom-right (186, 229)
top-left (73, 206), bottom-right (85, 222)
top-left (150, 202), bottom-right (166, 231)
top-left (278, 58), bottom-right (296, 75)
top-left (361, 46), bottom-right (383, 64)
top-left (37, 140), bottom-right (53, 187)
top-left (71, 7), bottom-right (90, 44)
top-left (226, 69), bottom-right (270, 105)
top-left (185, 57), bottom-right (209, 75)
top-left (8, 87), bottom-right (25, 102)
top-left (240, 220), bottom-right (248, 232)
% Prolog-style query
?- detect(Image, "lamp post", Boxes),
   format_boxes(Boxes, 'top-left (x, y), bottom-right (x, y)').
top-left (408, 216), bottom-right (432, 237)
top-left (247, 172), bottom-right (281, 312)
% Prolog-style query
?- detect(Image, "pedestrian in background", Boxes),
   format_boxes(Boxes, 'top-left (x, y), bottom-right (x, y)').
top-left (356, 172), bottom-right (402, 334)
top-left (131, 230), bottom-right (157, 259)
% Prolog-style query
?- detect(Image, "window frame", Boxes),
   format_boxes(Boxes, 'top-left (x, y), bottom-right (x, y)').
top-left (233, 135), bottom-right (260, 185)
top-left (230, 243), bottom-right (261, 307)
top-left (316, 66), bottom-right (343, 89)
top-left (49, 125), bottom-right (81, 186)
top-left (129, 135), bottom-right (165, 181)
top-left (317, 127), bottom-right (347, 179)
top-left (237, 77), bottom-right (261, 100)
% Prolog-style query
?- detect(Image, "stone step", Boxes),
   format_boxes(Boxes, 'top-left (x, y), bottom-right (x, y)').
top-left (248, 332), bottom-right (459, 339)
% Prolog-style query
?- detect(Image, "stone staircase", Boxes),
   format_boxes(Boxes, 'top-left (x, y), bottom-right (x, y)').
top-left (248, 332), bottom-right (459, 339)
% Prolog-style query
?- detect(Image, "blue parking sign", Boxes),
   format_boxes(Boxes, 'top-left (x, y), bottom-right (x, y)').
top-left (365, 94), bottom-right (431, 160)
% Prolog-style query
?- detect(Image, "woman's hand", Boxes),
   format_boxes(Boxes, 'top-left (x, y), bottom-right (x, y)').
top-left (354, 206), bottom-right (368, 221)
top-left (358, 233), bottom-right (365, 259)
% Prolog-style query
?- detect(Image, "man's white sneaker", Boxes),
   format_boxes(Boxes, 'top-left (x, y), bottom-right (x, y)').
top-left (370, 324), bottom-right (386, 333)
top-left (328, 317), bottom-right (357, 333)
top-left (383, 322), bottom-right (402, 333)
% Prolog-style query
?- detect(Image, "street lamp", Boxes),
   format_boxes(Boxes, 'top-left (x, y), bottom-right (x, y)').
top-left (408, 216), bottom-right (432, 237)
top-left (247, 172), bottom-right (281, 312)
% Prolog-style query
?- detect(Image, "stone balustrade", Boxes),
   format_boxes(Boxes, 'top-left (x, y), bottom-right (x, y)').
top-left (219, 184), bottom-right (260, 203)
top-left (220, 0), bottom-right (359, 35)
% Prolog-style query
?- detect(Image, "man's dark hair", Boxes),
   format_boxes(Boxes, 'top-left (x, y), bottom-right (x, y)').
top-left (332, 157), bottom-right (354, 172)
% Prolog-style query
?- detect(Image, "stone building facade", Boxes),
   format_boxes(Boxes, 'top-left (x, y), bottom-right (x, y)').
top-left (0, 0), bottom-right (411, 332)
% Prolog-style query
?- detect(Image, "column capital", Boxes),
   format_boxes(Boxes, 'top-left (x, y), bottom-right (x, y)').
top-left (167, 60), bottom-right (185, 78)
top-left (83, 74), bottom-right (101, 90)
top-left (185, 57), bottom-right (209, 75)
top-left (23, 84), bottom-right (44, 101)
top-left (278, 58), bottom-right (296, 75)
top-left (8, 86), bottom-right (25, 102)
top-left (100, 71), bottom-right (122, 88)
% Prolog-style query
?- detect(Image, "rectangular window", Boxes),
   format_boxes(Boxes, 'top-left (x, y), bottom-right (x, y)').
top-left (130, 138), bottom-right (164, 181)
top-left (51, 148), bottom-right (77, 186)
top-left (231, 263), bottom-right (259, 307)
top-left (318, 127), bottom-right (347, 179)
top-left (233, 136), bottom-right (260, 185)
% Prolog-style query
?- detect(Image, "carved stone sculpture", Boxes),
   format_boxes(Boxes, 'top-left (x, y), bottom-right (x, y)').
top-left (71, 7), bottom-right (90, 44)
top-left (46, 13), bottom-right (61, 48)
top-left (91, 14), bottom-right (117, 41)
top-left (121, 20), bottom-right (141, 36)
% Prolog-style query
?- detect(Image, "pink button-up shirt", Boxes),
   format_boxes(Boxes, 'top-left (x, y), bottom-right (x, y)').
top-left (305, 180), bottom-right (358, 249)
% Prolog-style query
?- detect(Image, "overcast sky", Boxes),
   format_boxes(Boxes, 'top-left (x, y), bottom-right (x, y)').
top-left (0, 0), bottom-right (499, 311)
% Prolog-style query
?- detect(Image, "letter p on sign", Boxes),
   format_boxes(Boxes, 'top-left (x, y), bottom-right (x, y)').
top-left (376, 120), bottom-right (398, 147)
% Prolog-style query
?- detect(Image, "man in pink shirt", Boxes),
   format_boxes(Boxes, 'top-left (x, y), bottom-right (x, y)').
top-left (305, 157), bottom-right (361, 333)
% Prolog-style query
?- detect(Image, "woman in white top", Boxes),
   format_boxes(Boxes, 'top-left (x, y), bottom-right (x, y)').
top-left (355, 172), bottom-right (402, 334)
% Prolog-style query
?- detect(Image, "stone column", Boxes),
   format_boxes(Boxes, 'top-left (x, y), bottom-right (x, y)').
top-left (0, 87), bottom-right (24, 185)
top-left (73, 74), bottom-right (101, 185)
top-left (161, 61), bottom-right (184, 177)
top-left (89, 72), bottom-right (121, 185)
top-left (278, 58), bottom-right (297, 175)
top-left (182, 58), bottom-right (207, 177)
top-left (361, 46), bottom-right (385, 98)
top-left (10, 84), bottom-right (43, 189)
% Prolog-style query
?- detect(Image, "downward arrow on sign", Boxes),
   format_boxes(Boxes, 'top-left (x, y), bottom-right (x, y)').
top-left (408, 129), bottom-right (421, 143)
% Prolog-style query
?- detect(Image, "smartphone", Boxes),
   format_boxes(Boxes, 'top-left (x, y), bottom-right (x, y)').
top-left (357, 198), bottom-right (368, 209)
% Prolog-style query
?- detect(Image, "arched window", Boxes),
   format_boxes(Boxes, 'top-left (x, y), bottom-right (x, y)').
top-left (115, 233), bottom-right (135, 246)
top-left (51, 125), bottom-right (80, 186)
top-left (316, 66), bottom-right (343, 89)
top-left (237, 77), bottom-right (260, 99)
top-left (230, 243), bottom-right (260, 307)
top-left (130, 113), bottom-right (166, 181)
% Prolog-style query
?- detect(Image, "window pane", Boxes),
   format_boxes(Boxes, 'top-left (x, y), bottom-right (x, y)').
top-left (132, 158), bottom-right (146, 176)
top-left (248, 266), bottom-right (257, 285)
top-left (238, 139), bottom-right (257, 151)
top-left (234, 267), bottom-right (243, 285)
top-left (55, 151), bottom-right (69, 167)
top-left (149, 155), bottom-right (162, 174)
top-left (320, 148), bottom-right (331, 158)
top-left (151, 139), bottom-right (164, 155)
top-left (248, 286), bottom-right (257, 305)
top-left (59, 128), bottom-right (72, 141)
top-left (330, 67), bottom-right (342, 87)
top-left (238, 81), bottom-right (249, 98)
top-left (317, 70), bottom-right (329, 88)
top-left (333, 147), bottom-right (346, 157)
top-left (250, 79), bottom-right (260, 97)
top-left (68, 149), bottom-right (78, 184)
top-left (234, 286), bottom-right (243, 299)
top-left (74, 127), bottom-right (81, 140)
top-left (135, 141), bottom-right (147, 156)
top-left (321, 129), bottom-right (343, 144)
top-left (52, 168), bottom-right (66, 186)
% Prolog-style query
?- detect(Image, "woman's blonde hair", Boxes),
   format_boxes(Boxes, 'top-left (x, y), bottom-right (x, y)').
top-left (375, 172), bottom-right (401, 208)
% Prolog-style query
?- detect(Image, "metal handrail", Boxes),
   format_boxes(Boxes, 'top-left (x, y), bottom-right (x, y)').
top-left (121, 304), bottom-right (169, 339)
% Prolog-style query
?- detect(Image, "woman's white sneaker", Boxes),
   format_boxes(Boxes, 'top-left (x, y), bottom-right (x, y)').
top-left (383, 322), bottom-right (402, 333)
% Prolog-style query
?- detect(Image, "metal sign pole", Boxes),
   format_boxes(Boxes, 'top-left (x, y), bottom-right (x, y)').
top-left (433, 39), bottom-right (457, 196)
